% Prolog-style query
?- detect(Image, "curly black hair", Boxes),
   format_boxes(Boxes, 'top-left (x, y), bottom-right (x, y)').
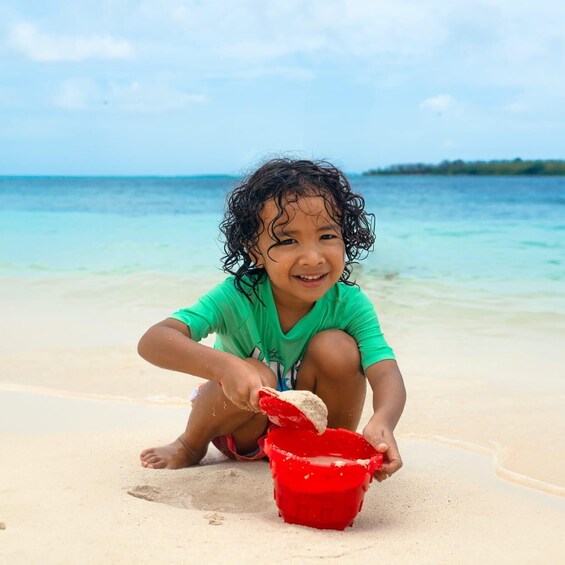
top-left (220, 158), bottom-right (375, 300)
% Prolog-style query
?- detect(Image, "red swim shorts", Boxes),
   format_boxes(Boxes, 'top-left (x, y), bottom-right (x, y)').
top-left (212, 422), bottom-right (278, 462)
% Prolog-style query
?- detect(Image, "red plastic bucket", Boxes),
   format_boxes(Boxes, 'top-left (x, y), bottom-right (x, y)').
top-left (263, 428), bottom-right (383, 530)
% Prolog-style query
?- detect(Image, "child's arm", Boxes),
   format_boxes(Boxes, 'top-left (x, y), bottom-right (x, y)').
top-left (362, 359), bottom-right (406, 481)
top-left (138, 318), bottom-right (274, 411)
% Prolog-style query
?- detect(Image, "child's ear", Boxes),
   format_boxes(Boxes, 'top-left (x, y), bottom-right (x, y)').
top-left (248, 247), bottom-right (263, 268)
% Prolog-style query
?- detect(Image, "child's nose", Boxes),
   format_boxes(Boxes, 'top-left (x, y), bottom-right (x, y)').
top-left (298, 243), bottom-right (324, 265)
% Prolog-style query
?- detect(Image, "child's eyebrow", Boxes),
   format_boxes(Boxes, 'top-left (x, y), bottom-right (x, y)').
top-left (273, 223), bottom-right (339, 237)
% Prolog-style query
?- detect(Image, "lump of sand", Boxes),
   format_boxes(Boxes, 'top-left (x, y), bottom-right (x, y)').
top-left (278, 390), bottom-right (328, 434)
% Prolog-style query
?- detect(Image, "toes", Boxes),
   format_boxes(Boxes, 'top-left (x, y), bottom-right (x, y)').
top-left (140, 449), bottom-right (162, 468)
top-left (141, 458), bottom-right (165, 469)
top-left (140, 451), bottom-right (160, 462)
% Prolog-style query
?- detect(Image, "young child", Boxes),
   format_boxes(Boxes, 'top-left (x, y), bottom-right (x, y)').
top-left (138, 158), bottom-right (406, 482)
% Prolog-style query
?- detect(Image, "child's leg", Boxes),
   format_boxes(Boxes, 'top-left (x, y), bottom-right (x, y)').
top-left (296, 330), bottom-right (366, 430)
top-left (140, 370), bottom-right (275, 469)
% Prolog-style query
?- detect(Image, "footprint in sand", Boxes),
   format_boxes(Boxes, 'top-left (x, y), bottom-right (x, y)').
top-left (127, 465), bottom-right (273, 514)
top-left (127, 485), bottom-right (163, 502)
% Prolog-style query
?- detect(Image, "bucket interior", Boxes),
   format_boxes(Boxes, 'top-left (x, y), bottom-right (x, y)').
top-left (267, 427), bottom-right (379, 461)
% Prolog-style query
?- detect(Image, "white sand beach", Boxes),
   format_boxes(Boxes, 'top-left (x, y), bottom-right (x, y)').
top-left (1, 274), bottom-right (564, 564)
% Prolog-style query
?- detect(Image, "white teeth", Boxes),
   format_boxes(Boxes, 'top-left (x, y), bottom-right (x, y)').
top-left (299, 274), bottom-right (323, 280)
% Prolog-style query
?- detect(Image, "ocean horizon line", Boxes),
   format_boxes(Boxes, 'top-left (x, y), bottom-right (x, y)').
top-left (3, 172), bottom-right (565, 180)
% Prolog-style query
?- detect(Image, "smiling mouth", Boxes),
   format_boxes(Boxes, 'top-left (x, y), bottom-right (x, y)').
top-left (294, 273), bottom-right (327, 283)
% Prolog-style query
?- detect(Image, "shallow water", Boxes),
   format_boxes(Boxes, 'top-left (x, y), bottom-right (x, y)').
top-left (2, 175), bottom-right (563, 310)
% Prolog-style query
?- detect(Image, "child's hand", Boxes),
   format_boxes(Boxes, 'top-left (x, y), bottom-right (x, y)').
top-left (362, 421), bottom-right (403, 482)
top-left (219, 357), bottom-right (276, 413)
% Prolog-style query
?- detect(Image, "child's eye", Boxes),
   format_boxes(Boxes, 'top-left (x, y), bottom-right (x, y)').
top-left (320, 234), bottom-right (337, 240)
top-left (278, 238), bottom-right (296, 246)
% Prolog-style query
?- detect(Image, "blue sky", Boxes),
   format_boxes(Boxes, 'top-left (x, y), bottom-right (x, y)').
top-left (1, 0), bottom-right (564, 175)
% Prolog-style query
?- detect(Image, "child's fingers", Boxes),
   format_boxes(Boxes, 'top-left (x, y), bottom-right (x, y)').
top-left (374, 469), bottom-right (389, 482)
top-left (385, 457), bottom-right (403, 474)
top-left (376, 449), bottom-right (403, 481)
top-left (225, 391), bottom-right (253, 412)
top-left (241, 394), bottom-right (261, 412)
top-left (247, 384), bottom-right (264, 412)
top-left (248, 397), bottom-right (261, 412)
top-left (366, 437), bottom-right (403, 481)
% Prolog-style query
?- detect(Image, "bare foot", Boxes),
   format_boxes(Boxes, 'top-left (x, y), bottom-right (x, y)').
top-left (140, 436), bottom-right (207, 469)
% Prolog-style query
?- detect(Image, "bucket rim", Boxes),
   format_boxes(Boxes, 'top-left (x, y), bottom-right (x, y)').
top-left (264, 427), bottom-right (383, 472)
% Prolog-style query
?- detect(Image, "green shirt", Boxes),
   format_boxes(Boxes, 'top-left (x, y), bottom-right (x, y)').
top-left (171, 276), bottom-right (395, 391)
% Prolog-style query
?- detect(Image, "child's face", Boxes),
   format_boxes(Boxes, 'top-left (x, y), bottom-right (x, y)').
top-left (252, 195), bottom-right (345, 313)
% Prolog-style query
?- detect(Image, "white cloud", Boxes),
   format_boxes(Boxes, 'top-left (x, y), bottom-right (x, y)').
top-left (152, 0), bottom-right (562, 93)
top-left (161, 0), bottom-right (450, 61)
top-left (420, 94), bottom-right (455, 112)
top-left (486, 0), bottom-right (565, 63)
top-left (8, 22), bottom-right (134, 61)
top-left (113, 82), bottom-right (206, 113)
top-left (54, 79), bottom-right (206, 113)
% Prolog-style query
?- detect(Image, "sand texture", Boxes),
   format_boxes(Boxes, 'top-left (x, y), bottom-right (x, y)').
top-left (1, 274), bottom-right (564, 564)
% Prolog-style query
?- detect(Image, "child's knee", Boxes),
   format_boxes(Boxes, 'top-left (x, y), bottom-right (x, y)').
top-left (305, 330), bottom-right (361, 380)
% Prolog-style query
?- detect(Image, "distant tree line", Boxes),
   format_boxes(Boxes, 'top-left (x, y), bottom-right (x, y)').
top-left (364, 159), bottom-right (565, 176)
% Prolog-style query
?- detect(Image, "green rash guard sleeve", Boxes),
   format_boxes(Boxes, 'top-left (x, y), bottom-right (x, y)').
top-left (343, 288), bottom-right (396, 371)
top-left (169, 278), bottom-right (251, 343)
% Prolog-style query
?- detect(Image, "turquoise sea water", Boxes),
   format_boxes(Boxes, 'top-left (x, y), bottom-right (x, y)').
top-left (1, 175), bottom-right (564, 313)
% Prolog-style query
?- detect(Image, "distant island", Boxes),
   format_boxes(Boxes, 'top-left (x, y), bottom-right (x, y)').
top-left (364, 159), bottom-right (565, 176)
